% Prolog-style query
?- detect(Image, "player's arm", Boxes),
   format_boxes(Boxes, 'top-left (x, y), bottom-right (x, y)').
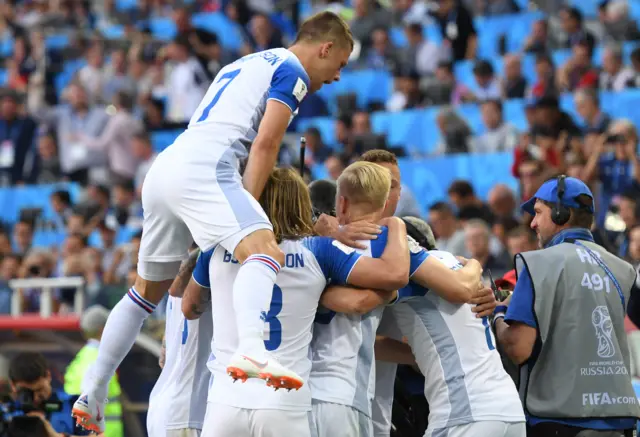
top-left (375, 336), bottom-right (416, 365)
top-left (411, 256), bottom-right (483, 304)
top-left (244, 62), bottom-right (309, 200)
top-left (320, 285), bottom-right (397, 315)
top-left (181, 249), bottom-right (213, 320)
top-left (168, 248), bottom-right (201, 297)
top-left (243, 100), bottom-right (291, 200)
top-left (347, 217), bottom-right (410, 290)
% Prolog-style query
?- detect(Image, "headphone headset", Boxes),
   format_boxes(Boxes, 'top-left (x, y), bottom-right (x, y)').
top-left (551, 175), bottom-right (571, 226)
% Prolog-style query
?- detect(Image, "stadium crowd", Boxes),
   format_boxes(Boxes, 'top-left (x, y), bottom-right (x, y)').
top-left (0, 0), bottom-right (639, 436)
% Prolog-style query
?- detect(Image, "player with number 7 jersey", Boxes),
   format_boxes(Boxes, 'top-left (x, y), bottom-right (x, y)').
top-left (187, 167), bottom-right (411, 437)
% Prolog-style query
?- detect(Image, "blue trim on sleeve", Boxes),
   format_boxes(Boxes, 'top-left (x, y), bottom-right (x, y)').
top-left (268, 56), bottom-right (310, 113)
top-left (505, 267), bottom-right (537, 328)
top-left (303, 236), bottom-right (361, 284)
top-left (192, 248), bottom-right (214, 289)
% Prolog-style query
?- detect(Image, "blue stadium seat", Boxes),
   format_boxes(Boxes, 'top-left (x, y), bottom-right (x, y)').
top-left (0, 183), bottom-right (81, 225)
top-left (151, 130), bottom-right (182, 153)
top-left (0, 69), bottom-right (6, 87)
top-left (296, 117), bottom-right (337, 147)
top-left (552, 49), bottom-right (571, 67)
top-left (416, 108), bottom-right (442, 154)
top-left (632, 2), bottom-right (640, 26)
top-left (475, 12), bottom-right (543, 59)
top-left (32, 230), bottom-right (65, 249)
top-left (371, 110), bottom-right (423, 152)
top-left (150, 18), bottom-right (177, 41)
top-left (504, 99), bottom-right (528, 131)
top-left (115, 0), bottom-right (137, 10)
top-left (424, 23), bottom-right (443, 45)
top-left (270, 12), bottom-right (297, 42)
top-left (0, 37), bottom-right (12, 57)
top-left (316, 70), bottom-right (393, 114)
top-left (102, 25), bottom-right (125, 39)
top-left (45, 34), bottom-right (70, 50)
top-left (457, 104), bottom-right (484, 135)
top-left (389, 27), bottom-right (408, 48)
top-left (191, 12), bottom-right (245, 51)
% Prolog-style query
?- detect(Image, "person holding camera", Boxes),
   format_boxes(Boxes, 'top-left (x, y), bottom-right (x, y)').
top-left (493, 176), bottom-right (640, 437)
top-left (581, 119), bottom-right (640, 228)
top-left (8, 352), bottom-right (88, 437)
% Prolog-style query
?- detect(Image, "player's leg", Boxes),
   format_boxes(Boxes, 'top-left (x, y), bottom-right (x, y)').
top-left (503, 422), bottom-right (526, 437)
top-left (358, 411), bottom-right (374, 437)
top-left (200, 403), bottom-right (251, 437)
top-left (73, 156), bottom-right (193, 432)
top-left (250, 410), bottom-right (312, 437)
top-left (166, 429), bottom-right (203, 437)
top-left (433, 421), bottom-right (520, 437)
top-left (312, 401), bottom-right (360, 437)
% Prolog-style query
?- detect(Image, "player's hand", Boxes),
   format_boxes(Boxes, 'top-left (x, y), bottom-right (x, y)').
top-left (313, 213), bottom-right (339, 237)
top-left (335, 220), bottom-right (382, 249)
top-left (470, 286), bottom-right (497, 318)
top-left (27, 412), bottom-right (59, 437)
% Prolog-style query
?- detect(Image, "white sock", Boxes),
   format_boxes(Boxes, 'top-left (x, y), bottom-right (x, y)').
top-left (233, 254), bottom-right (281, 354)
top-left (87, 287), bottom-right (156, 399)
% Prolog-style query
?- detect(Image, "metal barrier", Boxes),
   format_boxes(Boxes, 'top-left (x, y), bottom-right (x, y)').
top-left (9, 277), bottom-right (85, 317)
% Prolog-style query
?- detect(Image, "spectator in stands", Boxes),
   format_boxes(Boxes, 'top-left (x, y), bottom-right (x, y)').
top-left (428, 61), bottom-right (471, 105)
top-left (0, 92), bottom-right (37, 185)
top-left (324, 153), bottom-right (348, 181)
top-left (402, 22), bottom-right (440, 77)
top-left (598, 0), bottom-right (640, 43)
top-left (109, 179), bottom-right (142, 231)
top-left (447, 179), bottom-right (493, 223)
top-left (488, 183), bottom-right (517, 219)
top-left (475, 100), bottom-right (519, 153)
top-left (386, 66), bottom-right (422, 112)
top-left (528, 53), bottom-right (558, 99)
top-left (492, 216), bottom-right (520, 254)
top-left (478, 0), bottom-right (519, 15)
top-left (334, 115), bottom-right (353, 150)
top-left (429, 201), bottom-right (466, 255)
top-left (0, 253), bottom-right (20, 314)
top-left (350, 0), bottom-right (390, 51)
top-left (529, 95), bottom-right (581, 138)
top-left (303, 127), bottom-right (331, 167)
top-left (362, 27), bottom-right (399, 71)
top-left (502, 54), bottom-right (527, 99)
top-left (627, 224), bottom-right (640, 268)
top-left (77, 43), bottom-right (105, 104)
top-left (432, 0), bottom-right (477, 61)
top-left (348, 110), bottom-right (373, 157)
top-left (165, 35), bottom-right (209, 124)
top-left (464, 219), bottom-right (509, 278)
top-left (471, 60), bottom-right (501, 101)
top-left (506, 225), bottom-right (537, 257)
top-left (131, 132), bottom-right (157, 198)
top-left (12, 219), bottom-right (33, 256)
top-left (556, 38), bottom-right (599, 92)
top-left (31, 132), bottom-right (62, 184)
top-left (102, 48), bottom-right (136, 104)
top-left (523, 19), bottom-right (556, 54)
top-left (614, 188), bottom-right (640, 258)
top-left (559, 6), bottom-right (596, 54)
top-left (627, 47), bottom-right (640, 87)
top-left (244, 13), bottom-right (284, 54)
top-left (600, 43), bottom-right (635, 92)
top-left (514, 157), bottom-right (546, 202)
top-left (582, 119), bottom-right (640, 227)
top-left (0, 229), bottom-right (13, 257)
top-left (434, 107), bottom-right (473, 154)
top-left (80, 91), bottom-right (142, 183)
top-left (39, 82), bottom-right (109, 184)
top-left (574, 88), bottom-right (612, 137)
top-left (50, 189), bottom-right (73, 232)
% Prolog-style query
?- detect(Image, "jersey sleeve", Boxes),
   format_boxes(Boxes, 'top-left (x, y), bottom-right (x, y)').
top-left (407, 236), bottom-right (429, 277)
top-left (267, 57), bottom-right (310, 113)
top-left (304, 237), bottom-right (362, 285)
top-left (391, 282), bottom-right (428, 305)
top-left (505, 266), bottom-right (537, 328)
top-left (192, 248), bottom-right (214, 288)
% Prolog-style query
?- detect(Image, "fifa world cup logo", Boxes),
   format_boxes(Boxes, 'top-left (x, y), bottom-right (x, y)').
top-left (592, 306), bottom-right (615, 358)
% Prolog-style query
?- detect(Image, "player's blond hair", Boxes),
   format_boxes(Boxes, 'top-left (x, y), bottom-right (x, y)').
top-left (260, 168), bottom-right (315, 244)
top-left (337, 161), bottom-right (391, 211)
top-left (294, 11), bottom-right (354, 51)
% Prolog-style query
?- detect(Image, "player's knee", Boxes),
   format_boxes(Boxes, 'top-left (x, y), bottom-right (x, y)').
top-left (234, 230), bottom-right (285, 267)
top-left (133, 276), bottom-right (173, 304)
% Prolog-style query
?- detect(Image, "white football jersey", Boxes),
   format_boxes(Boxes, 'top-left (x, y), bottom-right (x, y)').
top-left (390, 250), bottom-right (525, 430)
top-left (172, 48), bottom-right (309, 161)
top-left (309, 231), bottom-right (428, 418)
top-left (147, 296), bottom-right (213, 435)
top-left (193, 236), bottom-right (364, 412)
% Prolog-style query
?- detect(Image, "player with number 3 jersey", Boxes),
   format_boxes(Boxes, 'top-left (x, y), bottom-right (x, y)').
top-left (73, 12), bottom-right (354, 433)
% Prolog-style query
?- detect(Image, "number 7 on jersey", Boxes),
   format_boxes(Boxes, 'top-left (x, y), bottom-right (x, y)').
top-left (197, 68), bottom-right (241, 122)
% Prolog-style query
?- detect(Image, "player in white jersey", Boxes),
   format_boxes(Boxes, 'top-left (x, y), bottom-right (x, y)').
top-left (146, 293), bottom-right (213, 436)
top-left (310, 154), bottom-right (491, 437)
top-left (73, 13), bottom-right (355, 432)
top-left (385, 221), bottom-right (525, 437)
top-left (181, 166), bottom-right (410, 437)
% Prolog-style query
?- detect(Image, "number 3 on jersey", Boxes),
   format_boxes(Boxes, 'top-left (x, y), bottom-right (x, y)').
top-left (197, 68), bottom-right (241, 122)
top-left (263, 285), bottom-right (282, 351)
